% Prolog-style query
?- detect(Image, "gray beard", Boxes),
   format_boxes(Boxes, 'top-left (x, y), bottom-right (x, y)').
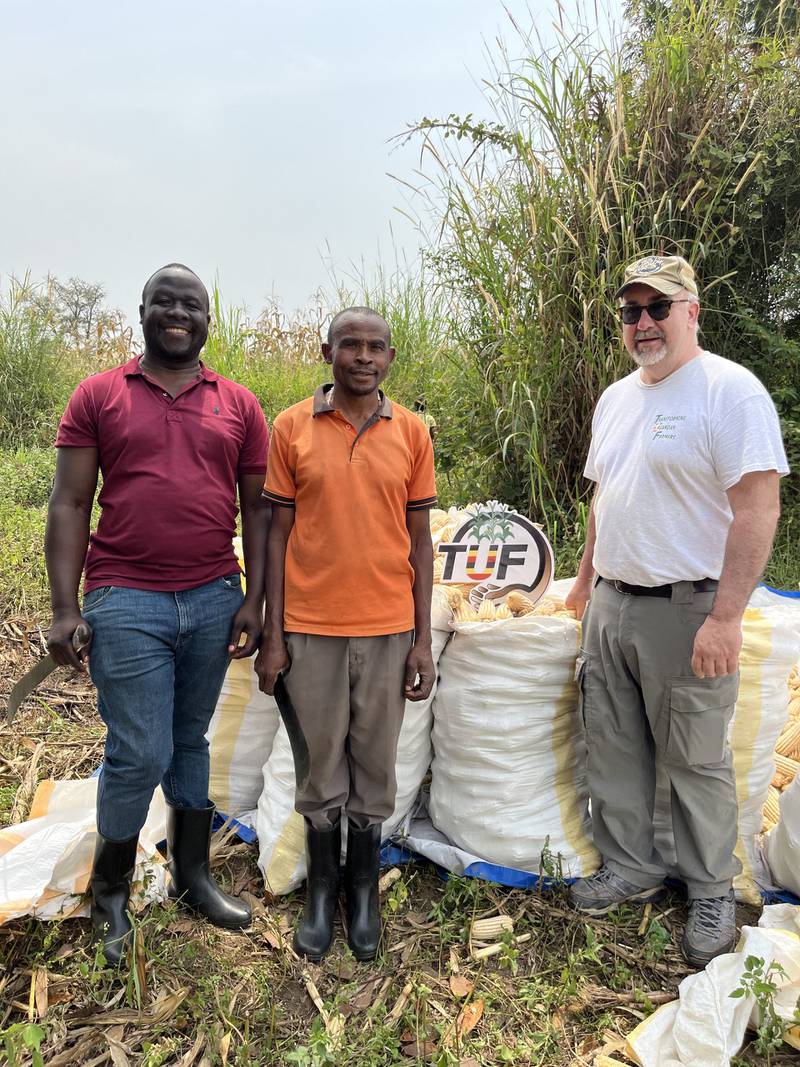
top-left (631, 341), bottom-right (668, 367)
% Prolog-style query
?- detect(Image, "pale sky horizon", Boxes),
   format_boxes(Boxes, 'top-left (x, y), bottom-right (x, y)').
top-left (2, 0), bottom-right (618, 329)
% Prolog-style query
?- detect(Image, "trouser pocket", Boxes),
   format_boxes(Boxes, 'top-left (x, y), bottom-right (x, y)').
top-left (574, 653), bottom-right (590, 735)
top-left (665, 673), bottom-right (739, 765)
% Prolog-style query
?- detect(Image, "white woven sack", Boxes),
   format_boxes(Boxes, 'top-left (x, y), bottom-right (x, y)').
top-left (763, 774), bottom-right (800, 897)
top-left (206, 656), bottom-right (280, 816)
top-left (429, 608), bottom-right (599, 878)
top-left (654, 589), bottom-right (800, 904)
top-left (256, 628), bottom-right (450, 894)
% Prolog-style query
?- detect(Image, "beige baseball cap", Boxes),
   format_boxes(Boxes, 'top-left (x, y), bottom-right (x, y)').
top-left (615, 254), bottom-right (699, 299)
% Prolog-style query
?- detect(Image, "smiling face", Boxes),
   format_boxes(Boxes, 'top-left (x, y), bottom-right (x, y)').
top-left (139, 268), bottom-right (210, 364)
top-left (620, 283), bottom-right (699, 371)
top-left (322, 311), bottom-right (395, 399)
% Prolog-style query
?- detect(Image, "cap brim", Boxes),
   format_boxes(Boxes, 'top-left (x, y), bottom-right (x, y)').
top-left (615, 278), bottom-right (685, 300)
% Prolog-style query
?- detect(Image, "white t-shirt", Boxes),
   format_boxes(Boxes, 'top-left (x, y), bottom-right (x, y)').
top-left (584, 351), bottom-right (789, 586)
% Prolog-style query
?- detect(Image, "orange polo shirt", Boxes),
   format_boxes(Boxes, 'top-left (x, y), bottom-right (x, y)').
top-left (264, 384), bottom-right (437, 636)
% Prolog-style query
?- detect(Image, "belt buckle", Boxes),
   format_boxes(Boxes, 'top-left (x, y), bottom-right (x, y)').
top-left (613, 580), bottom-right (627, 595)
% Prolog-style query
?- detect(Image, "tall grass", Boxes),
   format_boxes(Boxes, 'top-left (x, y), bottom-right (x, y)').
top-left (0, 276), bottom-right (73, 447)
top-left (408, 0), bottom-right (800, 545)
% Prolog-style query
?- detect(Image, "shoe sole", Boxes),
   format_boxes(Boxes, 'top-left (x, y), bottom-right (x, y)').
top-left (571, 885), bottom-right (667, 916)
top-left (681, 937), bottom-right (736, 969)
top-left (351, 947), bottom-right (378, 962)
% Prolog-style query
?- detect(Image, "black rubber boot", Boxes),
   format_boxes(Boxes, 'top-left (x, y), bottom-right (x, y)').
top-left (166, 803), bottom-right (251, 929)
top-left (90, 832), bottom-right (139, 966)
top-left (344, 822), bottom-right (382, 961)
top-left (293, 820), bottom-right (341, 961)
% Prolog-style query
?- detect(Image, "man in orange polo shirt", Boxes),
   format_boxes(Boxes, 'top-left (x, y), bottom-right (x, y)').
top-left (255, 306), bottom-right (436, 961)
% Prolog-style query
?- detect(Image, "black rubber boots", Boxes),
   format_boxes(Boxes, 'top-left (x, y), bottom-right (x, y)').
top-left (90, 832), bottom-right (139, 965)
top-left (165, 803), bottom-right (252, 929)
top-left (344, 823), bottom-right (382, 961)
top-left (293, 818), bottom-right (383, 962)
top-left (294, 820), bottom-right (341, 960)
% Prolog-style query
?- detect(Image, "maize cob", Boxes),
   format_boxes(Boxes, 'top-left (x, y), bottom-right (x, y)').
top-left (776, 720), bottom-right (800, 760)
top-left (453, 601), bottom-right (479, 624)
top-left (763, 786), bottom-right (781, 828)
top-left (429, 510), bottom-right (451, 534)
top-left (772, 753), bottom-right (800, 791)
top-left (532, 596), bottom-right (562, 616)
top-left (507, 590), bottom-right (537, 616)
top-left (477, 598), bottom-right (496, 621)
top-left (443, 586), bottom-right (466, 610)
top-left (470, 914), bottom-right (514, 941)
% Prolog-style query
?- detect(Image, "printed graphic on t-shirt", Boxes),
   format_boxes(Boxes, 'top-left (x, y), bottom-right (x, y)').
top-left (651, 413), bottom-right (687, 441)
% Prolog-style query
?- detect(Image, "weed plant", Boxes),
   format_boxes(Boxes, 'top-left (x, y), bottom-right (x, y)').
top-left (407, 0), bottom-right (800, 552)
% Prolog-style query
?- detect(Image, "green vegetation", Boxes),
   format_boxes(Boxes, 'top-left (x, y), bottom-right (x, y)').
top-left (730, 955), bottom-right (793, 1062)
top-left (1, 1), bottom-right (799, 1057)
top-left (2, 0), bottom-right (798, 617)
top-left (408, 0), bottom-right (800, 566)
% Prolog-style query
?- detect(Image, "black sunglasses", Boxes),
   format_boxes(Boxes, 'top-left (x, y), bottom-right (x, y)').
top-left (618, 298), bottom-right (690, 325)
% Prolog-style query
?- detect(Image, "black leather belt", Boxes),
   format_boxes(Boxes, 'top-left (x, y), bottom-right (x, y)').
top-left (599, 577), bottom-right (718, 598)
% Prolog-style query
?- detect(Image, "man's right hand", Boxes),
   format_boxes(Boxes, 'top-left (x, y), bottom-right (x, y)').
top-left (565, 576), bottom-right (593, 621)
top-left (47, 611), bottom-right (91, 672)
top-left (254, 636), bottom-right (291, 695)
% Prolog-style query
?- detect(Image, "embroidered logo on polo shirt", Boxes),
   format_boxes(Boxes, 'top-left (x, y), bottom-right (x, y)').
top-left (651, 413), bottom-right (687, 440)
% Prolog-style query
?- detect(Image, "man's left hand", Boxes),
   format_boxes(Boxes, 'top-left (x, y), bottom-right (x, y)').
top-left (691, 616), bottom-right (742, 679)
top-left (404, 643), bottom-right (435, 702)
top-left (228, 598), bottom-right (263, 658)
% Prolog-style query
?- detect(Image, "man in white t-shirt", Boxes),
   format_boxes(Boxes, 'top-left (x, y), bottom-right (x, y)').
top-left (565, 254), bottom-right (789, 968)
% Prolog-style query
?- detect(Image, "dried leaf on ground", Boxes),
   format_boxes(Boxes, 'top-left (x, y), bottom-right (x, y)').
top-left (401, 1038), bottom-right (438, 1060)
top-left (34, 968), bottom-right (48, 1018)
top-left (457, 998), bottom-right (484, 1036)
top-left (449, 974), bottom-right (473, 999)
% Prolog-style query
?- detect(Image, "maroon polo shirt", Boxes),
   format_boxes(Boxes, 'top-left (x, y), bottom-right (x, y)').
top-left (56, 356), bottom-right (269, 592)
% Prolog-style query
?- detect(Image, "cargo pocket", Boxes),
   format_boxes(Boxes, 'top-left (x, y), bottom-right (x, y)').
top-left (665, 674), bottom-right (739, 766)
top-left (574, 653), bottom-right (591, 736)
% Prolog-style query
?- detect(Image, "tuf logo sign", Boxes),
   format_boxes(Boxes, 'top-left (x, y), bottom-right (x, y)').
top-left (438, 501), bottom-right (554, 606)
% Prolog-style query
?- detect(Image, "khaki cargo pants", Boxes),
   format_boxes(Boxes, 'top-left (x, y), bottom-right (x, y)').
top-left (283, 631), bottom-right (414, 831)
top-left (578, 578), bottom-right (741, 898)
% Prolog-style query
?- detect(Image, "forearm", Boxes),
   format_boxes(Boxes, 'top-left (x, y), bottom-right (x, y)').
top-left (45, 501), bottom-right (91, 615)
top-left (575, 496), bottom-right (597, 584)
top-left (241, 500), bottom-right (270, 606)
top-left (410, 538), bottom-right (434, 647)
top-left (711, 505), bottom-right (780, 623)
top-left (263, 514), bottom-right (290, 641)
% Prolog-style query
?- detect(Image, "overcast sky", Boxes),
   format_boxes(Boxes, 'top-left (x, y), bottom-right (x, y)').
top-left (1, 0), bottom-right (617, 326)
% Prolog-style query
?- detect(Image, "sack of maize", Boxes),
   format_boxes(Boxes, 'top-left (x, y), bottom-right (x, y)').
top-left (206, 538), bottom-right (281, 816)
top-left (653, 590), bottom-right (800, 904)
top-left (761, 662), bottom-right (800, 896)
top-left (428, 577), bottom-right (599, 879)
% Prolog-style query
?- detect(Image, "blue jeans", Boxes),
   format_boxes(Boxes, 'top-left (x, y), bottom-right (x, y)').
top-left (83, 575), bottom-right (244, 841)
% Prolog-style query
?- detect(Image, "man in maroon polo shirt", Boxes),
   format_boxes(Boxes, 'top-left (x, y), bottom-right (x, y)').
top-left (45, 263), bottom-right (269, 964)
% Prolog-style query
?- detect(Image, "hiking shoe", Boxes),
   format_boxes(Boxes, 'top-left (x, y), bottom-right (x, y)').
top-left (568, 865), bottom-right (666, 915)
top-left (682, 890), bottom-right (737, 968)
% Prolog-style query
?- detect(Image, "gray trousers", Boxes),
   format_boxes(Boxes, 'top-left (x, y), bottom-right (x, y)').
top-left (578, 578), bottom-right (740, 898)
top-left (283, 631), bottom-right (413, 831)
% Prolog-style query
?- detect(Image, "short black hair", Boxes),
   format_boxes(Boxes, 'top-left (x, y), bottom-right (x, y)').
top-left (141, 263), bottom-right (208, 308)
top-left (326, 306), bottom-right (390, 346)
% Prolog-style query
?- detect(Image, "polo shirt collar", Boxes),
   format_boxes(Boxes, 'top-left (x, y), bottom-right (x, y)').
top-left (123, 356), bottom-right (218, 382)
top-left (312, 382), bottom-right (393, 418)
